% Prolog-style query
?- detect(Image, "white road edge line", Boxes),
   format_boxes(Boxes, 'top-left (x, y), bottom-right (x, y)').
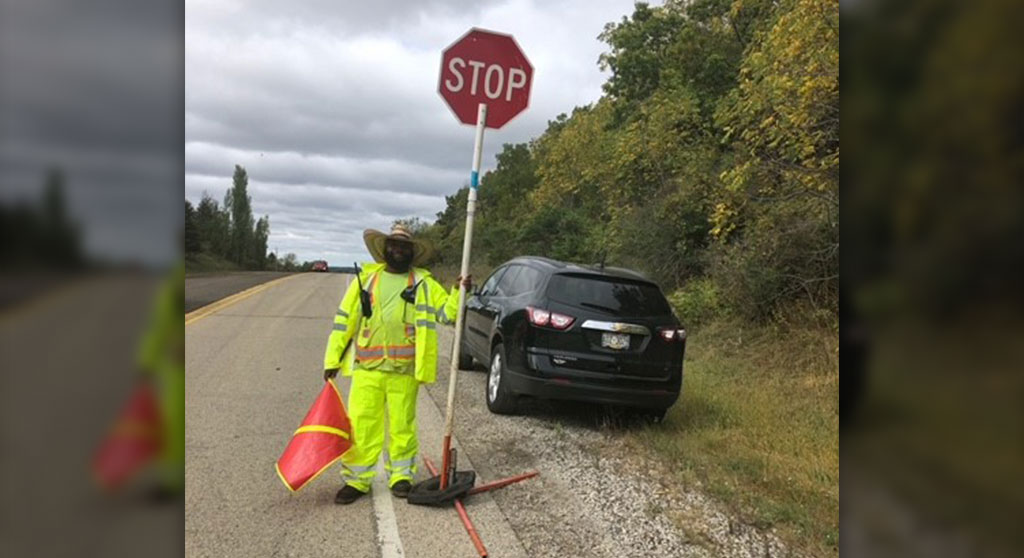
top-left (372, 471), bottom-right (406, 558)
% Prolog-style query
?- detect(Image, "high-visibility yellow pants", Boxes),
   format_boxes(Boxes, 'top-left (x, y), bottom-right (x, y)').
top-left (340, 369), bottom-right (419, 492)
top-left (155, 362), bottom-right (185, 492)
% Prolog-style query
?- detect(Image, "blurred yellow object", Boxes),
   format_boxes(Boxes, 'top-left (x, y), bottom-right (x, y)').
top-left (135, 261), bottom-right (185, 493)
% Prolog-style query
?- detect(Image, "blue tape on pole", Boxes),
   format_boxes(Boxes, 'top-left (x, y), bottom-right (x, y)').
top-left (470, 170), bottom-right (479, 189)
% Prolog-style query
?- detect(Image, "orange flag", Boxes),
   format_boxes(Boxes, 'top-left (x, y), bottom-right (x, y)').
top-left (93, 382), bottom-right (163, 490)
top-left (276, 379), bottom-right (354, 492)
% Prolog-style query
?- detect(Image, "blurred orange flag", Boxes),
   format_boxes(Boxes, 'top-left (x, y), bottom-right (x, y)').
top-left (276, 379), bottom-right (354, 492)
top-left (92, 382), bottom-right (163, 490)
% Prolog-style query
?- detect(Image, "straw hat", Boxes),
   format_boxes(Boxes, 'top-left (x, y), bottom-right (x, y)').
top-left (363, 224), bottom-right (437, 267)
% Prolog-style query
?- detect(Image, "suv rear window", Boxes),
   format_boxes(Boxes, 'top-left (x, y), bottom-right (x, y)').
top-left (546, 273), bottom-right (672, 317)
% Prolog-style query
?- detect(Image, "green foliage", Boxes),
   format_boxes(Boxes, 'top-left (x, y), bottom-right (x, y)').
top-left (184, 200), bottom-right (201, 254)
top-left (598, 2), bottom-right (686, 121)
top-left (184, 251), bottom-right (239, 273)
top-left (410, 0), bottom-right (837, 323)
top-left (709, 0), bottom-right (839, 318)
top-left (393, 216), bottom-right (430, 234)
top-left (227, 165), bottom-right (256, 267)
top-left (189, 164), bottom-right (272, 271)
top-left (667, 278), bottom-right (721, 326)
top-left (194, 193), bottom-right (228, 257)
top-left (253, 215), bottom-right (270, 270)
top-left (710, 196), bottom-right (838, 320)
top-left (516, 205), bottom-right (595, 263)
top-left (0, 168), bottom-right (84, 269)
top-left (280, 252), bottom-right (298, 271)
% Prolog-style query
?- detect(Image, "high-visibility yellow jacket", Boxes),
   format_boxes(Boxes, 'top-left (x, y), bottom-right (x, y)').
top-left (323, 263), bottom-right (461, 384)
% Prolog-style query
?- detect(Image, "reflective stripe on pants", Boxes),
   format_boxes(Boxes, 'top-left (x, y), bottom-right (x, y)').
top-left (341, 463), bottom-right (376, 491)
top-left (340, 369), bottom-right (419, 491)
top-left (384, 456), bottom-right (417, 485)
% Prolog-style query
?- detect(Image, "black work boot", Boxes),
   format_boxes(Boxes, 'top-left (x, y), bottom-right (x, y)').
top-left (335, 485), bottom-right (367, 505)
top-left (390, 480), bottom-right (412, 498)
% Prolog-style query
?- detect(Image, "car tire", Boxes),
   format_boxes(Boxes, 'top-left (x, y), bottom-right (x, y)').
top-left (486, 343), bottom-right (516, 414)
top-left (457, 340), bottom-right (474, 370)
top-left (638, 408), bottom-right (668, 424)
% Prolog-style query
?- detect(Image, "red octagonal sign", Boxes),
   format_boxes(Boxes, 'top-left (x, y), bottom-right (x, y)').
top-left (438, 28), bottom-right (533, 129)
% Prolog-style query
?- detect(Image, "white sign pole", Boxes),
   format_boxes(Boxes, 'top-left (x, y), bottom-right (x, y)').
top-left (440, 102), bottom-right (487, 488)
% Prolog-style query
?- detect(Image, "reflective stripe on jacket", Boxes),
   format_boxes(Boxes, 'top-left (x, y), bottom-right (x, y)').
top-left (323, 263), bottom-right (461, 384)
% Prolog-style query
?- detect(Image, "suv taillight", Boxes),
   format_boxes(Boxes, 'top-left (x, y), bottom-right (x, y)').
top-left (658, 327), bottom-right (687, 342)
top-left (527, 306), bottom-right (575, 330)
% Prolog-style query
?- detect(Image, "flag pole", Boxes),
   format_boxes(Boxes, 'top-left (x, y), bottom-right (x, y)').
top-left (441, 102), bottom-right (486, 489)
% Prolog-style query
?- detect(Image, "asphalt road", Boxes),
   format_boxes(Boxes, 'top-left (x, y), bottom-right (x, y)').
top-left (185, 272), bottom-right (789, 558)
top-left (185, 272), bottom-right (528, 558)
top-left (184, 271), bottom-right (297, 313)
top-left (2, 274), bottom-right (181, 558)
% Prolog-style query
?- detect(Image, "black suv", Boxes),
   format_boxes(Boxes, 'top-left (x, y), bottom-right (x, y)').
top-left (460, 256), bottom-right (686, 420)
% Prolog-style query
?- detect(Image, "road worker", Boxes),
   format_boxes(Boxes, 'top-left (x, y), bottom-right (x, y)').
top-left (323, 224), bottom-right (470, 504)
top-left (138, 260), bottom-right (185, 496)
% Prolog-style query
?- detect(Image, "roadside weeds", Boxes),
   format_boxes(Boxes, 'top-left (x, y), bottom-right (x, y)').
top-left (616, 315), bottom-right (839, 557)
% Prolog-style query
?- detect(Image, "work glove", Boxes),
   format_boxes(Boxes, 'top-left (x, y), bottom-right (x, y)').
top-left (456, 275), bottom-right (473, 293)
top-left (324, 368), bottom-right (339, 381)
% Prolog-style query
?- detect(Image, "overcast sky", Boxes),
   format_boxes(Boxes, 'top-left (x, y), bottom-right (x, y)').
top-left (2, 1), bottom-right (181, 267)
top-left (186, 0), bottom-right (654, 266)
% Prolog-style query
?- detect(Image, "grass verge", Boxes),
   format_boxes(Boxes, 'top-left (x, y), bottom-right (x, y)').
top-left (185, 252), bottom-right (239, 274)
top-left (624, 311), bottom-right (839, 556)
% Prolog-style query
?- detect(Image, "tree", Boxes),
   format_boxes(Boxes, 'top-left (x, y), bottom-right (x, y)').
top-left (598, 2), bottom-right (685, 122)
top-left (253, 216), bottom-right (270, 270)
top-left (393, 217), bottom-right (430, 235)
top-left (195, 192), bottom-right (229, 258)
top-left (39, 168), bottom-right (82, 268)
top-left (476, 143), bottom-right (540, 264)
top-left (409, 0), bottom-right (838, 321)
top-left (188, 167), bottom-right (271, 270)
top-left (227, 165), bottom-right (255, 267)
top-left (282, 252), bottom-right (298, 271)
top-left (1, 167), bottom-right (83, 269)
top-left (184, 200), bottom-right (201, 254)
top-left (713, 0), bottom-right (839, 316)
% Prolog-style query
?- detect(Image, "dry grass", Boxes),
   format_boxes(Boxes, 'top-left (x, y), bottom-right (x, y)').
top-left (626, 312), bottom-right (839, 556)
top-left (848, 319), bottom-right (1024, 556)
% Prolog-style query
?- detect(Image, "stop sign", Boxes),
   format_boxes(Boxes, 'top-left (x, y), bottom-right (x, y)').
top-left (438, 28), bottom-right (533, 129)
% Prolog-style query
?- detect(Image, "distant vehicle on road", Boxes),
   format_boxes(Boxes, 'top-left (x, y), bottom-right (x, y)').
top-left (311, 260), bottom-right (328, 272)
top-left (459, 256), bottom-right (685, 421)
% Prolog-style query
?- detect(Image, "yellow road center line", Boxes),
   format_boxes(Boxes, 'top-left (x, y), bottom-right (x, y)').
top-left (184, 274), bottom-right (300, 326)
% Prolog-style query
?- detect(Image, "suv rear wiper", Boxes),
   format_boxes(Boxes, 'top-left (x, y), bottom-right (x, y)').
top-left (578, 302), bottom-right (620, 315)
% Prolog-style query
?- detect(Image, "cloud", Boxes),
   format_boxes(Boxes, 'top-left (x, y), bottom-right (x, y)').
top-left (186, 142), bottom-right (464, 196)
top-left (186, 0), bottom-right (654, 264)
top-left (1, 0), bottom-right (182, 266)
top-left (186, 174), bottom-right (448, 265)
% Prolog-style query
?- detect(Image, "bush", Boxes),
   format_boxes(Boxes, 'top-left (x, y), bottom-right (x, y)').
top-left (668, 278), bottom-right (721, 326)
top-left (610, 188), bottom-right (710, 288)
top-left (709, 199), bottom-right (838, 322)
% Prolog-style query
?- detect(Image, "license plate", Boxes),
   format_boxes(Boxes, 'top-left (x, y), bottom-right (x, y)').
top-left (601, 332), bottom-right (630, 350)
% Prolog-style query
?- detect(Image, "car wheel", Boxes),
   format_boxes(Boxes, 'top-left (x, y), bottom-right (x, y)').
top-left (457, 340), bottom-right (474, 370)
top-left (637, 408), bottom-right (668, 424)
top-left (486, 343), bottom-right (516, 414)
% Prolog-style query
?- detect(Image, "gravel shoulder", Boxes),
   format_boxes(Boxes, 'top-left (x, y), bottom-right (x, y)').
top-left (426, 324), bottom-right (798, 558)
